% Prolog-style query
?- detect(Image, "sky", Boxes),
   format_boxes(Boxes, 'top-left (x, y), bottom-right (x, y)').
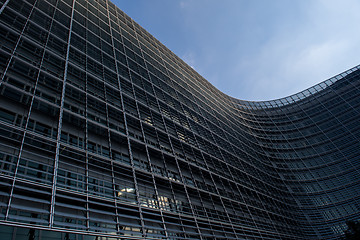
top-left (113, 0), bottom-right (360, 101)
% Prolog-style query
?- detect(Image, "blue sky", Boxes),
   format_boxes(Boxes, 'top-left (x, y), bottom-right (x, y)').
top-left (113, 0), bottom-right (360, 101)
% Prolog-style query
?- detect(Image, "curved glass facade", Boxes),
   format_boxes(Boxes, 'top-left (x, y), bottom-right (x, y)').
top-left (236, 66), bottom-right (360, 239)
top-left (0, 0), bottom-right (359, 239)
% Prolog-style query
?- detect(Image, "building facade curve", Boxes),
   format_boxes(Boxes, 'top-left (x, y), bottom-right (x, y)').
top-left (0, 0), bottom-right (359, 239)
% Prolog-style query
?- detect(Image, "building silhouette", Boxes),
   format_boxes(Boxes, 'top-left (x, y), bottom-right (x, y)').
top-left (0, 0), bottom-right (359, 239)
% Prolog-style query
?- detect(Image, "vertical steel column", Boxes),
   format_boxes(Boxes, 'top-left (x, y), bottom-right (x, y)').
top-left (4, 0), bottom-right (43, 221)
top-left (129, 17), bottom-right (170, 240)
top-left (49, 0), bottom-right (76, 227)
top-left (106, 2), bottom-right (146, 237)
top-left (103, 0), bottom-right (121, 233)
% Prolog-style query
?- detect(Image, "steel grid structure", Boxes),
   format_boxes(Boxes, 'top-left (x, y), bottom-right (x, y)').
top-left (0, 0), bottom-right (359, 239)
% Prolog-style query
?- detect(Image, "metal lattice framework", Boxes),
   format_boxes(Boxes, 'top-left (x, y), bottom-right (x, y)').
top-left (0, 0), bottom-right (359, 239)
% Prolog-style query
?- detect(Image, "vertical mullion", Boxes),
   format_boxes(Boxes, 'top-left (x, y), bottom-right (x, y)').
top-left (0, 0), bottom-right (36, 85)
top-left (49, 0), bottom-right (76, 227)
top-left (125, 16), bottom-right (169, 239)
top-left (0, 0), bottom-right (10, 15)
top-left (103, 0), bottom-right (120, 233)
top-left (107, 1), bottom-right (145, 237)
top-left (136, 28), bottom-right (204, 240)
top-left (4, 0), bottom-right (43, 221)
top-left (83, 0), bottom-right (90, 231)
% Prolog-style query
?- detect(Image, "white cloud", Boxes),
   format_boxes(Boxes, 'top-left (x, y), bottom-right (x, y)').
top-left (230, 0), bottom-right (360, 100)
top-left (179, 1), bottom-right (191, 9)
top-left (179, 2), bottom-right (186, 8)
top-left (182, 51), bottom-right (196, 69)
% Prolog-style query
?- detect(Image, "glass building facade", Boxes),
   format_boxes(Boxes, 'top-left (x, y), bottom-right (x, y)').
top-left (0, 0), bottom-right (359, 239)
